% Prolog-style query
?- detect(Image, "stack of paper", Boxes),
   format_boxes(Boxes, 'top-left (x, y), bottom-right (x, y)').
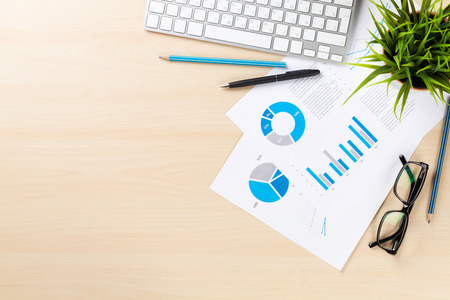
top-left (211, 0), bottom-right (445, 270)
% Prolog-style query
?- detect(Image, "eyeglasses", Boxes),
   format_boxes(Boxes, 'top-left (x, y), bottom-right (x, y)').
top-left (369, 155), bottom-right (428, 255)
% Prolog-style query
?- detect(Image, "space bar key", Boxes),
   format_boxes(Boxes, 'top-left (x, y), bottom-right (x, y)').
top-left (204, 25), bottom-right (272, 49)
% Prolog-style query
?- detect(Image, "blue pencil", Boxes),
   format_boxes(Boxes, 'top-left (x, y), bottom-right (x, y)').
top-left (159, 55), bottom-right (286, 68)
top-left (427, 101), bottom-right (450, 224)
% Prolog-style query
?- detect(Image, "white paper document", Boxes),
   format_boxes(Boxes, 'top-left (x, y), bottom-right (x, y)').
top-left (210, 137), bottom-right (326, 254)
top-left (212, 135), bottom-right (391, 270)
top-left (212, 0), bottom-right (447, 270)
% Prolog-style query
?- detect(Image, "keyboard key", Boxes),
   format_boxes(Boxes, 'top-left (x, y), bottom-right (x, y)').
top-left (235, 16), bottom-right (248, 28)
top-left (318, 45), bottom-right (330, 53)
top-left (331, 54), bottom-right (343, 62)
top-left (338, 8), bottom-right (352, 33)
top-left (193, 8), bottom-right (206, 21)
top-left (257, 6), bottom-right (271, 19)
top-left (289, 26), bottom-right (302, 38)
top-left (339, 7), bottom-right (352, 18)
top-left (256, 0), bottom-right (268, 4)
top-left (207, 11), bottom-right (220, 23)
top-left (160, 17), bottom-right (173, 31)
top-left (311, 3), bottom-right (324, 15)
top-left (303, 29), bottom-right (316, 41)
top-left (284, 11), bottom-right (298, 24)
top-left (174, 19), bottom-right (187, 33)
top-left (217, 0), bottom-right (229, 11)
top-left (325, 5), bottom-right (337, 17)
top-left (304, 49), bottom-right (316, 57)
top-left (298, 1), bottom-right (310, 12)
top-left (230, 2), bottom-right (243, 14)
top-left (312, 17), bottom-right (325, 29)
top-left (334, 0), bottom-right (353, 7)
top-left (248, 19), bottom-right (261, 31)
top-left (149, 1), bottom-right (165, 13)
top-left (290, 40), bottom-right (303, 54)
top-left (180, 6), bottom-right (193, 18)
top-left (270, 0), bottom-right (283, 7)
top-left (204, 25), bottom-right (272, 48)
top-left (244, 4), bottom-right (257, 16)
top-left (176, 0), bottom-right (187, 3)
top-left (275, 24), bottom-right (288, 36)
top-left (187, 21), bottom-right (204, 36)
top-left (202, 0), bottom-right (215, 8)
top-left (326, 19), bottom-right (338, 31)
top-left (317, 51), bottom-right (329, 59)
top-left (189, 0), bottom-right (201, 6)
top-left (146, 14), bottom-right (159, 28)
top-left (317, 31), bottom-right (346, 46)
top-left (166, 4), bottom-right (179, 16)
top-left (221, 14), bottom-right (234, 26)
top-left (299, 14), bottom-right (311, 26)
top-left (284, 0), bottom-right (297, 10)
top-left (320, 0), bottom-right (332, 3)
top-left (271, 9), bottom-right (284, 21)
top-left (261, 21), bottom-right (275, 33)
top-left (273, 37), bottom-right (289, 52)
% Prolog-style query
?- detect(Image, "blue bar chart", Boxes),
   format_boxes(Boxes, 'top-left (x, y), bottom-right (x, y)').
top-left (307, 116), bottom-right (378, 191)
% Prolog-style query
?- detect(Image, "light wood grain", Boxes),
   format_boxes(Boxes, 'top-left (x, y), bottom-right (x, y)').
top-left (1, 0), bottom-right (449, 299)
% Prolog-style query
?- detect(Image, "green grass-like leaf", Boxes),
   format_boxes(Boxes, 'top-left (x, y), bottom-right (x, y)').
top-left (345, 0), bottom-right (450, 118)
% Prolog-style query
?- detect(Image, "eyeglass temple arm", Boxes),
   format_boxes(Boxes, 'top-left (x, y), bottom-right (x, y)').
top-left (399, 154), bottom-right (419, 198)
top-left (407, 167), bottom-right (427, 202)
top-left (399, 154), bottom-right (407, 165)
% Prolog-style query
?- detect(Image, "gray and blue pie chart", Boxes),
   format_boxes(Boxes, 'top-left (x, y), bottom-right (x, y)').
top-left (249, 162), bottom-right (289, 203)
top-left (260, 102), bottom-right (306, 146)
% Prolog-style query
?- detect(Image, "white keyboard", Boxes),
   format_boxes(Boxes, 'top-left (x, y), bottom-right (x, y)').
top-left (144, 0), bottom-right (357, 63)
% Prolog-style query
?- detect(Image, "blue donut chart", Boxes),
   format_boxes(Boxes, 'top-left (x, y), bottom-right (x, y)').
top-left (260, 102), bottom-right (306, 146)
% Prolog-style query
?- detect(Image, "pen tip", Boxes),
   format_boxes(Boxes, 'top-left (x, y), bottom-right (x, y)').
top-left (220, 84), bottom-right (229, 88)
top-left (428, 220), bottom-right (431, 224)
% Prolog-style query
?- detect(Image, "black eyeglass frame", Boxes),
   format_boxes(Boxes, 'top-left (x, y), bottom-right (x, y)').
top-left (369, 155), bottom-right (429, 255)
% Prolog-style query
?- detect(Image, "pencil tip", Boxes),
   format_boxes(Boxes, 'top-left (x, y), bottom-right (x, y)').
top-left (428, 220), bottom-right (431, 224)
top-left (220, 84), bottom-right (229, 88)
top-left (158, 56), bottom-right (162, 58)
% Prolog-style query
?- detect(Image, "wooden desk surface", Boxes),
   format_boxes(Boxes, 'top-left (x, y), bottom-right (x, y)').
top-left (1, 1), bottom-right (449, 299)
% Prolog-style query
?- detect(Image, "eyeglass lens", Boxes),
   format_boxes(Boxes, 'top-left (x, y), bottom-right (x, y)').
top-left (378, 211), bottom-right (407, 251)
top-left (394, 163), bottom-right (423, 202)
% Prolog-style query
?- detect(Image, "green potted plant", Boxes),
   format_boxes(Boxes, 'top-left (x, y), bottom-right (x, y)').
top-left (346, 0), bottom-right (450, 118)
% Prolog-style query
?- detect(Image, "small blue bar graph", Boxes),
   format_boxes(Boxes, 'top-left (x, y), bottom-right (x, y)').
top-left (306, 116), bottom-right (378, 191)
top-left (323, 173), bottom-right (335, 184)
top-left (349, 125), bottom-right (371, 149)
top-left (338, 159), bottom-right (349, 170)
top-left (330, 162), bottom-right (343, 176)
top-left (352, 116), bottom-right (378, 143)
top-left (339, 144), bottom-right (357, 162)
top-left (348, 140), bottom-right (363, 156)
top-left (307, 167), bottom-right (328, 190)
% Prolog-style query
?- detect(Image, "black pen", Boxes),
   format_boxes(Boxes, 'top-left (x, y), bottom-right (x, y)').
top-left (221, 69), bottom-right (320, 88)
